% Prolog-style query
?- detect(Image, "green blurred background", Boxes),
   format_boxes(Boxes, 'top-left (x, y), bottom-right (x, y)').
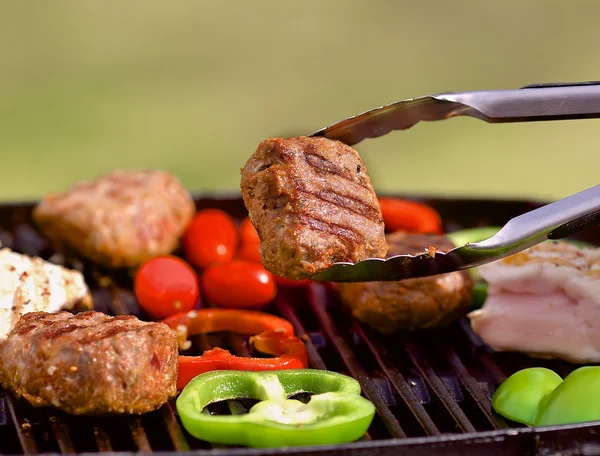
top-left (1, 1), bottom-right (598, 203)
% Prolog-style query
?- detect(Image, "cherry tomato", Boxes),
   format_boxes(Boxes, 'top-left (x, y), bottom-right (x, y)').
top-left (240, 217), bottom-right (260, 246)
top-left (183, 209), bottom-right (238, 269)
top-left (237, 242), bottom-right (262, 263)
top-left (134, 256), bottom-right (199, 319)
top-left (201, 260), bottom-right (277, 308)
top-left (378, 197), bottom-right (443, 234)
top-left (274, 275), bottom-right (311, 288)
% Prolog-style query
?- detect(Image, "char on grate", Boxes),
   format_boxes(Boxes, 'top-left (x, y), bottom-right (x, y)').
top-left (1, 194), bottom-right (600, 456)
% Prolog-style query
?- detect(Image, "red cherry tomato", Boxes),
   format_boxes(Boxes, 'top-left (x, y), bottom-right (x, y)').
top-left (237, 242), bottom-right (262, 263)
top-left (378, 197), bottom-right (443, 234)
top-left (201, 260), bottom-right (277, 309)
top-left (183, 209), bottom-right (239, 269)
top-left (274, 275), bottom-right (311, 288)
top-left (134, 256), bottom-right (199, 319)
top-left (240, 217), bottom-right (260, 245)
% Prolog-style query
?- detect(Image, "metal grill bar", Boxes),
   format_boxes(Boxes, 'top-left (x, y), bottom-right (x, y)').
top-left (353, 323), bottom-right (441, 436)
top-left (6, 396), bottom-right (38, 454)
top-left (129, 419), bottom-right (152, 451)
top-left (160, 403), bottom-right (190, 452)
top-left (308, 284), bottom-right (407, 439)
top-left (92, 425), bottom-right (112, 452)
top-left (443, 346), bottom-right (498, 429)
top-left (274, 293), bottom-right (328, 370)
top-left (49, 417), bottom-right (75, 454)
top-left (403, 341), bottom-right (476, 433)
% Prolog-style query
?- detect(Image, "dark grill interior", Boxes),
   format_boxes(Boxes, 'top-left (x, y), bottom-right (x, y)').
top-left (1, 194), bottom-right (600, 456)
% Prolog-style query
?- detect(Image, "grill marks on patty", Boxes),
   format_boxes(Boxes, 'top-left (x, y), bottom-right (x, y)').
top-left (0, 311), bottom-right (179, 415)
top-left (241, 136), bottom-right (387, 279)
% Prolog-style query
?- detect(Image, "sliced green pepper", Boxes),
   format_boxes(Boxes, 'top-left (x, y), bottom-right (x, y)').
top-left (536, 366), bottom-right (600, 426)
top-left (176, 369), bottom-right (376, 448)
top-left (492, 368), bottom-right (562, 425)
top-left (492, 366), bottom-right (600, 427)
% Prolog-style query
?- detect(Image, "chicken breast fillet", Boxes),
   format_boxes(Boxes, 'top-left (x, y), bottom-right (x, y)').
top-left (241, 136), bottom-right (388, 280)
top-left (468, 241), bottom-right (600, 363)
top-left (0, 248), bottom-right (92, 340)
top-left (339, 232), bottom-right (473, 333)
top-left (33, 169), bottom-right (196, 269)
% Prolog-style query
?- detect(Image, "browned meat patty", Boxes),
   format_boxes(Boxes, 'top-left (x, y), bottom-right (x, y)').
top-left (338, 232), bottom-right (473, 333)
top-left (0, 311), bottom-right (178, 415)
top-left (33, 169), bottom-right (196, 269)
top-left (240, 136), bottom-right (388, 280)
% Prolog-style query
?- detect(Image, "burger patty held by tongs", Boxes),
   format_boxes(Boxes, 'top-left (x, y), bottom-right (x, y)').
top-left (241, 136), bottom-right (388, 280)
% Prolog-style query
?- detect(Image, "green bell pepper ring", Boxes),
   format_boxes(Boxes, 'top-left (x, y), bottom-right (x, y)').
top-left (492, 366), bottom-right (600, 427)
top-left (176, 369), bottom-right (376, 448)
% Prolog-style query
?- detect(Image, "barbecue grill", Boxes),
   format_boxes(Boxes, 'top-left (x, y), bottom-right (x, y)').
top-left (1, 194), bottom-right (599, 456)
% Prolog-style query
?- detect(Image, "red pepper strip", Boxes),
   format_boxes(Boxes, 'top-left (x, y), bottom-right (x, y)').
top-left (161, 308), bottom-right (308, 390)
top-left (162, 308), bottom-right (294, 339)
top-left (177, 331), bottom-right (308, 389)
top-left (378, 197), bottom-right (443, 234)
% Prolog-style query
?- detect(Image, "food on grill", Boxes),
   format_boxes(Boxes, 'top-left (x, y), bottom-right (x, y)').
top-left (240, 136), bottom-right (388, 280)
top-left (182, 209), bottom-right (238, 269)
top-left (338, 232), bottom-right (474, 333)
top-left (237, 216), bottom-right (262, 263)
top-left (468, 241), bottom-right (600, 363)
top-left (0, 248), bottom-right (92, 340)
top-left (134, 256), bottom-right (200, 319)
top-left (0, 310), bottom-right (178, 415)
top-left (162, 308), bottom-right (307, 389)
top-left (378, 197), bottom-right (442, 234)
top-left (176, 369), bottom-right (375, 448)
top-left (33, 169), bottom-right (196, 269)
top-left (200, 259), bottom-right (276, 309)
top-left (492, 366), bottom-right (600, 427)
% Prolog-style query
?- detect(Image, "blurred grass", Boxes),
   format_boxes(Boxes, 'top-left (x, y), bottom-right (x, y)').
top-left (0, 1), bottom-right (599, 202)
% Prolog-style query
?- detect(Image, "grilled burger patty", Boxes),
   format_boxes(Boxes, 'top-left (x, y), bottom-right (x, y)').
top-left (33, 169), bottom-right (196, 269)
top-left (241, 136), bottom-right (388, 280)
top-left (338, 232), bottom-right (473, 333)
top-left (0, 311), bottom-right (178, 415)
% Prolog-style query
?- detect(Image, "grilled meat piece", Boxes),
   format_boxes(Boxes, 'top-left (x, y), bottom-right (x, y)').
top-left (33, 169), bottom-right (196, 269)
top-left (241, 136), bottom-right (387, 280)
top-left (469, 241), bottom-right (600, 363)
top-left (0, 248), bottom-right (92, 341)
top-left (338, 232), bottom-right (473, 333)
top-left (0, 311), bottom-right (178, 415)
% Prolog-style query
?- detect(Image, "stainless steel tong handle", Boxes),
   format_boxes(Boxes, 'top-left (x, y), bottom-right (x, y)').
top-left (311, 81), bottom-right (600, 146)
top-left (312, 184), bottom-right (600, 282)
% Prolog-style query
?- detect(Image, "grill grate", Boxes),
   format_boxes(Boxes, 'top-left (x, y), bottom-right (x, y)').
top-left (1, 194), bottom-right (600, 456)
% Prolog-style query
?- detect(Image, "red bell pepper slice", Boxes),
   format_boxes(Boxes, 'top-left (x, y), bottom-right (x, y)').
top-left (161, 308), bottom-right (308, 390)
top-left (378, 197), bottom-right (443, 234)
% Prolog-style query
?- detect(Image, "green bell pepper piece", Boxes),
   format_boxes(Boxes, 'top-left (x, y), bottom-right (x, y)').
top-left (536, 366), bottom-right (600, 426)
top-left (176, 369), bottom-right (376, 448)
top-left (492, 368), bottom-right (562, 425)
top-left (492, 366), bottom-right (600, 427)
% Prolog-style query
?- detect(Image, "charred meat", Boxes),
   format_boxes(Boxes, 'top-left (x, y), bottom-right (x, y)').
top-left (0, 248), bottom-right (92, 340)
top-left (0, 311), bottom-right (178, 415)
top-left (338, 232), bottom-right (473, 333)
top-left (241, 136), bottom-right (387, 280)
top-left (33, 169), bottom-right (196, 269)
top-left (469, 241), bottom-right (600, 363)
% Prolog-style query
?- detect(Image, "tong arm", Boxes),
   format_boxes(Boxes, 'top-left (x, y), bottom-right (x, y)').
top-left (311, 82), bottom-right (600, 146)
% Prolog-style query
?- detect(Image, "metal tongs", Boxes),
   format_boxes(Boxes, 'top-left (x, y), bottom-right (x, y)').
top-left (308, 81), bottom-right (600, 282)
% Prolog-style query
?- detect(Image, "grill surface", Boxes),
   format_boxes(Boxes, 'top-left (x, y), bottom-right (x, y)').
top-left (1, 193), bottom-right (600, 456)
